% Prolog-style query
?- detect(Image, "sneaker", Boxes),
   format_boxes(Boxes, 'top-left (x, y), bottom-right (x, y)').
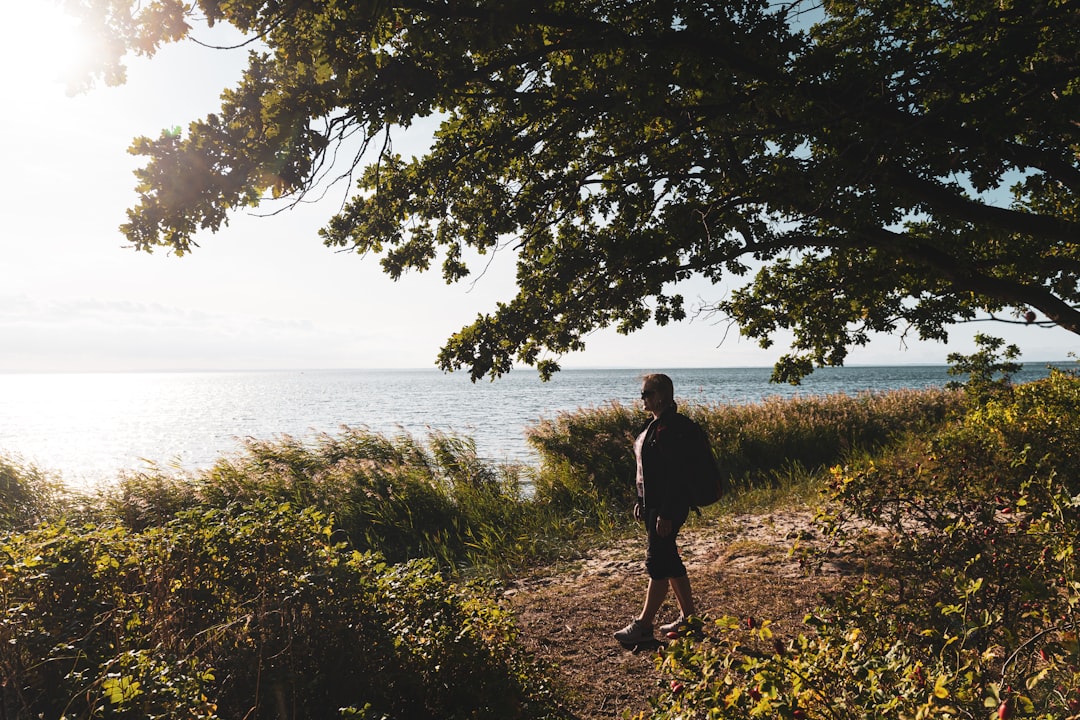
top-left (658, 616), bottom-right (688, 635)
top-left (614, 619), bottom-right (654, 644)
top-left (660, 616), bottom-right (702, 639)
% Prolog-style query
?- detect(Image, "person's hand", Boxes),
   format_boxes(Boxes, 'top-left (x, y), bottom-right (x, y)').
top-left (633, 501), bottom-right (644, 521)
top-left (655, 515), bottom-right (672, 537)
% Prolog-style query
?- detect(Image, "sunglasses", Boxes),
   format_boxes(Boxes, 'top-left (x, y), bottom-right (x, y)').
top-left (640, 389), bottom-right (657, 399)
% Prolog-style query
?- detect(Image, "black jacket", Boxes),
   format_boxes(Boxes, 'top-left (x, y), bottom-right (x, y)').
top-left (637, 406), bottom-right (696, 519)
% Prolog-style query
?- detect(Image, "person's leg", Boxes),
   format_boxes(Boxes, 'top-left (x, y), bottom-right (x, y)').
top-left (669, 574), bottom-right (695, 618)
top-left (656, 513), bottom-right (694, 633)
top-left (639, 576), bottom-right (669, 625)
top-left (615, 575), bottom-right (667, 643)
top-left (637, 508), bottom-right (674, 626)
top-left (616, 509), bottom-right (673, 642)
top-left (642, 507), bottom-right (688, 623)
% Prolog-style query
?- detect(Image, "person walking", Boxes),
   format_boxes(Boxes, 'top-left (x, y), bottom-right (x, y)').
top-left (614, 373), bottom-right (699, 644)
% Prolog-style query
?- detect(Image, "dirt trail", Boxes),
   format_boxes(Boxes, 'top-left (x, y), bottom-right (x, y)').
top-left (503, 509), bottom-right (868, 718)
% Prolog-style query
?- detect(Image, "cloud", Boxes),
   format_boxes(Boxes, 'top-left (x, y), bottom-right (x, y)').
top-left (0, 293), bottom-right (435, 371)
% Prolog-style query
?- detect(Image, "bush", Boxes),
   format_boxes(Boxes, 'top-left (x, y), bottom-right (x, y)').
top-left (946, 332), bottom-right (1023, 407)
top-left (964, 367), bottom-right (1080, 491)
top-left (526, 401), bottom-right (642, 513)
top-left (0, 501), bottom-right (566, 720)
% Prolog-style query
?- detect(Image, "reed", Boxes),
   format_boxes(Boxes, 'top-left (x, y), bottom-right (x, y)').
top-left (69, 426), bottom-right (588, 572)
top-left (526, 387), bottom-right (962, 514)
top-left (4, 386), bottom-right (960, 574)
top-left (0, 452), bottom-right (64, 531)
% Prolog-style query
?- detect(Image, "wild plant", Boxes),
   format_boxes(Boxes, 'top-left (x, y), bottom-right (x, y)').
top-left (0, 501), bottom-right (568, 720)
top-left (0, 452), bottom-right (64, 531)
top-left (946, 332), bottom-right (1023, 407)
top-left (526, 400), bottom-right (641, 512)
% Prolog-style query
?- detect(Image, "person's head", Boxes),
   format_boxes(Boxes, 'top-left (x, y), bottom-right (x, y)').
top-left (640, 373), bottom-right (675, 417)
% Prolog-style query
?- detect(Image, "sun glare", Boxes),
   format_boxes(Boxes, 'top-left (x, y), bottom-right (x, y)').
top-left (1, 3), bottom-right (101, 99)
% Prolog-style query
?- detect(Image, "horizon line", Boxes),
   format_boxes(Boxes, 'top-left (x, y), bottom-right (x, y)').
top-left (1, 360), bottom-right (1075, 375)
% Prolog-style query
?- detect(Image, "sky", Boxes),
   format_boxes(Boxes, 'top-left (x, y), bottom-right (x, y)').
top-left (1, 4), bottom-right (1075, 376)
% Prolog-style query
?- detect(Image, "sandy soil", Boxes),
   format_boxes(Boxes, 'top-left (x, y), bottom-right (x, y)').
top-left (503, 509), bottom-right (872, 718)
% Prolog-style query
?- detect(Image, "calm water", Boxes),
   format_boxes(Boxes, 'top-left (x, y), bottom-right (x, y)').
top-left (0, 365), bottom-right (1061, 485)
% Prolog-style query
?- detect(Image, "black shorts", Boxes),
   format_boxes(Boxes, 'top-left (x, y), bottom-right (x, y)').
top-left (644, 507), bottom-right (689, 580)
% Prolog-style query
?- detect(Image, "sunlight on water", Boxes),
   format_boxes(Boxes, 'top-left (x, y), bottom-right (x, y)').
top-left (0, 365), bottom-right (1060, 487)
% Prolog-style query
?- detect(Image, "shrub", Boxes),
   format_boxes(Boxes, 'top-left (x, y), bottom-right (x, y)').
top-left (0, 501), bottom-right (567, 720)
top-left (964, 367), bottom-right (1080, 491)
top-left (946, 332), bottom-right (1023, 407)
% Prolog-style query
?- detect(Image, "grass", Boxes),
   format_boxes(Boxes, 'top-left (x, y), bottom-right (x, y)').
top-left (711, 459), bottom-right (828, 516)
top-left (525, 386), bottom-right (960, 518)
top-left (0, 452), bottom-right (64, 530)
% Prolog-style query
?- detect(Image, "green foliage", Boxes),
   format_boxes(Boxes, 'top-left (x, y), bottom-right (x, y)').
top-left (91, 466), bottom-right (203, 530)
top-left (526, 401), bottom-right (642, 515)
top-left (0, 453), bottom-right (63, 531)
top-left (11, 372), bottom-right (1080, 718)
top-left (0, 502), bottom-right (566, 720)
top-left (642, 370), bottom-right (1080, 719)
top-left (196, 429), bottom-right (466, 565)
top-left (67, 0), bottom-right (1080, 381)
top-left (964, 368), bottom-right (1080, 491)
top-left (946, 333), bottom-right (1023, 406)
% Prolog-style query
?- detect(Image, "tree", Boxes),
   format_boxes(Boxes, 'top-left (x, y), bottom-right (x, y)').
top-left (68, 0), bottom-right (1080, 381)
top-left (946, 332), bottom-right (1022, 406)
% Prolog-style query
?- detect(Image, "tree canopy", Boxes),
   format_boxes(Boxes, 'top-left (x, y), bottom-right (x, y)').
top-left (69, 0), bottom-right (1080, 381)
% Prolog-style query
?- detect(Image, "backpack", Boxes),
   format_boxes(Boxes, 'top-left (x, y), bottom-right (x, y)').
top-left (686, 421), bottom-right (727, 508)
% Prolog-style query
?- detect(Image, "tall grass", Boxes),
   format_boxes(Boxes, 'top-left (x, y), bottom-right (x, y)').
top-left (0, 452), bottom-right (64, 531)
top-left (526, 387), bottom-right (961, 514)
top-left (79, 429), bottom-right (492, 569)
top-left (6, 387), bottom-right (961, 572)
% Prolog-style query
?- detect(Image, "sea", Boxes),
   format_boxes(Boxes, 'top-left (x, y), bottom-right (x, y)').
top-left (0, 364), bottom-right (1066, 486)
